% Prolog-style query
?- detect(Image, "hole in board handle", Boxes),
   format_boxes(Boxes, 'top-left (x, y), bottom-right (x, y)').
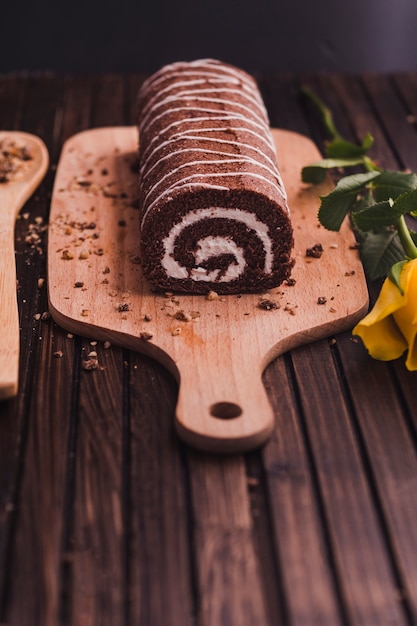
top-left (210, 402), bottom-right (242, 420)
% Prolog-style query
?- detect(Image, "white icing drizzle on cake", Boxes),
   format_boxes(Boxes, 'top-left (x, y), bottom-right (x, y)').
top-left (138, 59), bottom-right (291, 286)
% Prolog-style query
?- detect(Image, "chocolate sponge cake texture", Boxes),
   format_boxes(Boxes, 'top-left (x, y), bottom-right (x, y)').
top-left (137, 59), bottom-right (294, 294)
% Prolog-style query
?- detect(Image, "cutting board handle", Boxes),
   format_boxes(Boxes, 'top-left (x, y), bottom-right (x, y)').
top-left (175, 356), bottom-right (274, 453)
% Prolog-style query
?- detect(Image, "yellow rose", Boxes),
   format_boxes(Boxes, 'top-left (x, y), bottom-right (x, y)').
top-left (353, 258), bottom-right (417, 370)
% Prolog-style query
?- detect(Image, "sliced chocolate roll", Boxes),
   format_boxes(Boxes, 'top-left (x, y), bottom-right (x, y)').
top-left (137, 59), bottom-right (294, 294)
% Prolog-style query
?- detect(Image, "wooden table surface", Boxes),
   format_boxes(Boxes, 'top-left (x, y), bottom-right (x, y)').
top-left (1, 71), bottom-right (417, 626)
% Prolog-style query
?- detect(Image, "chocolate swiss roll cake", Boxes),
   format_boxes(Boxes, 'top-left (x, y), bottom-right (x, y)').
top-left (137, 59), bottom-right (294, 294)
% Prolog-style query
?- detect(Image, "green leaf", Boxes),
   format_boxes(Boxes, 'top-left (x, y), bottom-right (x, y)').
top-left (361, 132), bottom-right (375, 152)
top-left (326, 133), bottom-right (374, 158)
top-left (388, 260), bottom-right (407, 294)
top-left (318, 171), bottom-right (380, 231)
top-left (301, 166), bottom-right (327, 184)
top-left (301, 156), bottom-right (368, 184)
top-left (392, 187), bottom-right (417, 215)
top-left (352, 200), bottom-right (395, 231)
top-left (372, 170), bottom-right (417, 202)
top-left (359, 229), bottom-right (406, 280)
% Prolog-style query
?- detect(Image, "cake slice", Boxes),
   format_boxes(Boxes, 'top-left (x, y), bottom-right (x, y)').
top-left (137, 58), bottom-right (294, 294)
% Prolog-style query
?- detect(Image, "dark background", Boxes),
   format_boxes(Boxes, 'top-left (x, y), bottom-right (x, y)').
top-left (2, 0), bottom-right (417, 74)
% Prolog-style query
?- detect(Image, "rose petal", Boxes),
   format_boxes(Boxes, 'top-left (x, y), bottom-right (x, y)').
top-left (353, 314), bottom-right (407, 361)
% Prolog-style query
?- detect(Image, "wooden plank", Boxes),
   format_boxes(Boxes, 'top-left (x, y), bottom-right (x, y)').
top-left (0, 74), bottom-right (27, 130)
top-left (66, 74), bottom-right (128, 626)
top-left (68, 340), bottom-right (126, 626)
top-left (0, 73), bottom-right (30, 613)
top-left (393, 73), bottom-right (417, 123)
top-left (362, 74), bottom-right (417, 171)
top-left (187, 450), bottom-right (270, 626)
top-left (261, 356), bottom-right (344, 626)
top-left (291, 341), bottom-right (407, 625)
top-left (319, 74), bottom-right (399, 171)
top-left (337, 334), bottom-right (417, 620)
top-left (128, 353), bottom-right (194, 626)
top-left (320, 74), bottom-right (417, 619)
top-left (2, 75), bottom-right (70, 626)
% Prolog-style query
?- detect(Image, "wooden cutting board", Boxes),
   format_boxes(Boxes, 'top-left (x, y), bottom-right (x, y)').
top-left (48, 127), bottom-right (369, 453)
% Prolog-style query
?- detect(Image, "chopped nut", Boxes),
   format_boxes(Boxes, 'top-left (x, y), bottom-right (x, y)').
top-left (0, 137), bottom-right (33, 183)
top-left (174, 309), bottom-right (192, 322)
top-left (53, 350), bottom-right (63, 358)
top-left (81, 309), bottom-right (89, 317)
top-left (140, 331), bottom-right (153, 341)
top-left (284, 303), bottom-right (298, 315)
top-left (79, 250), bottom-right (89, 260)
top-left (117, 303), bottom-right (130, 312)
top-left (206, 290), bottom-right (219, 301)
top-left (171, 327), bottom-right (182, 336)
top-left (82, 358), bottom-right (99, 370)
top-left (37, 277), bottom-right (45, 289)
top-left (143, 314), bottom-right (152, 322)
top-left (61, 249), bottom-right (74, 260)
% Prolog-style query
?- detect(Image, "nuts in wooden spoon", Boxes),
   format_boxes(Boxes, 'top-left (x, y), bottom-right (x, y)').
top-left (0, 137), bottom-right (33, 183)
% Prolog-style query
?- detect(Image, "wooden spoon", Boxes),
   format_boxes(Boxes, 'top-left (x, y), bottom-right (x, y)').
top-left (0, 131), bottom-right (49, 400)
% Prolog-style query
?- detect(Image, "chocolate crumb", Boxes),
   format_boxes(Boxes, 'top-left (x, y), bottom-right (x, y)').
top-left (140, 331), bottom-right (153, 341)
top-left (117, 303), bottom-right (130, 312)
top-left (74, 281), bottom-right (84, 288)
top-left (285, 277), bottom-right (296, 286)
top-left (317, 296), bottom-right (327, 305)
top-left (258, 298), bottom-right (279, 310)
top-left (306, 243), bottom-right (323, 258)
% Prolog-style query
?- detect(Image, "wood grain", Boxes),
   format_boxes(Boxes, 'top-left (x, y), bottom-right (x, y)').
top-left (47, 126), bottom-right (369, 452)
